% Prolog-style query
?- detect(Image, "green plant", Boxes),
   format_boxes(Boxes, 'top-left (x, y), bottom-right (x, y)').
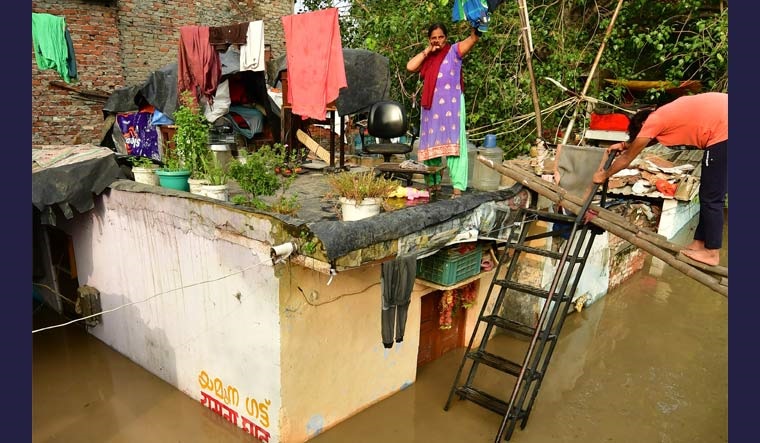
top-left (201, 156), bottom-right (228, 185)
top-left (302, 0), bottom-right (727, 153)
top-left (129, 156), bottom-right (155, 168)
top-left (161, 155), bottom-right (185, 172)
top-left (172, 90), bottom-right (211, 176)
top-left (270, 195), bottom-right (301, 216)
top-left (299, 231), bottom-right (318, 255)
top-left (228, 144), bottom-right (293, 208)
top-left (326, 171), bottom-right (398, 202)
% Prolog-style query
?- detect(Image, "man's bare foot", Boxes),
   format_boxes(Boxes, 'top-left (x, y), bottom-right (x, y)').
top-left (451, 189), bottom-right (462, 199)
top-left (682, 248), bottom-right (720, 266)
top-left (685, 239), bottom-right (705, 251)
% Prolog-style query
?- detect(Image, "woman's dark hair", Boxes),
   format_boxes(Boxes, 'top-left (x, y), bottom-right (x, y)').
top-left (627, 108), bottom-right (655, 142)
top-left (428, 23), bottom-right (448, 38)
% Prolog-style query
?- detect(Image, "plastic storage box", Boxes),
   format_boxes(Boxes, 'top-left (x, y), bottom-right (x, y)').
top-left (417, 245), bottom-right (483, 286)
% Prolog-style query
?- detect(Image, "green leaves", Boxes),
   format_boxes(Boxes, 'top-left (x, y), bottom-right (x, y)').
top-left (172, 91), bottom-right (211, 176)
top-left (301, 0), bottom-right (726, 154)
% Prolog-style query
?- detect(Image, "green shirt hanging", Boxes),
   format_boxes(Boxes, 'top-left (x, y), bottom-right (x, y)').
top-left (32, 12), bottom-right (72, 83)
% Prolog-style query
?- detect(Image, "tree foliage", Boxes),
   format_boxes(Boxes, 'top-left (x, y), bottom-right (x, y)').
top-left (301, 0), bottom-right (727, 158)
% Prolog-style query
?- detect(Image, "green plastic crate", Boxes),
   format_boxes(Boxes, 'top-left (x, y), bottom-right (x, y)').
top-left (416, 245), bottom-right (483, 286)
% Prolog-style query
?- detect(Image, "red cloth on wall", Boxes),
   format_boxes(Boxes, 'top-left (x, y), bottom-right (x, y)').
top-left (281, 8), bottom-right (347, 120)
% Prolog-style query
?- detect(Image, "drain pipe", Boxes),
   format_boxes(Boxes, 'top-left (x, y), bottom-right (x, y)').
top-left (270, 241), bottom-right (297, 265)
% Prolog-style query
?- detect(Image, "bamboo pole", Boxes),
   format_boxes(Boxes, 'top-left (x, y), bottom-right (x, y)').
top-left (481, 156), bottom-right (728, 297)
top-left (516, 0), bottom-right (542, 138)
top-left (561, 0), bottom-right (625, 144)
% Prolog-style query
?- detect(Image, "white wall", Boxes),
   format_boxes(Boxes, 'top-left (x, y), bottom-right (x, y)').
top-left (657, 198), bottom-right (700, 239)
top-left (65, 189), bottom-right (283, 442)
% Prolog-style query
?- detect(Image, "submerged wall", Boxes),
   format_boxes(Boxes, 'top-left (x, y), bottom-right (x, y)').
top-left (58, 184), bottom-right (502, 442)
top-left (62, 188), bottom-right (283, 441)
top-left (276, 262), bottom-right (496, 442)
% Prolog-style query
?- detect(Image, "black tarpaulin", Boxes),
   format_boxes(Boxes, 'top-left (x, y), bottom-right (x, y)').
top-left (308, 187), bottom-right (522, 261)
top-left (103, 63), bottom-right (178, 119)
top-left (32, 145), bottom-right (124, 225)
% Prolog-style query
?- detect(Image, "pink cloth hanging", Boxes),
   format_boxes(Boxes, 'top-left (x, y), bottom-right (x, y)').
top-left (282, 8), bottom-right (347, 120)
top-left (177, 25), bottom-right (221, 104)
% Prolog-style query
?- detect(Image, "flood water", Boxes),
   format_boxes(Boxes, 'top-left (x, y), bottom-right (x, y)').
top-left (32, 215), bottom-right (728, 443)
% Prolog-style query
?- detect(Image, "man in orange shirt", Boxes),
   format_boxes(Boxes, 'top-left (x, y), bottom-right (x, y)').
top-left (593, 92), bottom-right (728, 266)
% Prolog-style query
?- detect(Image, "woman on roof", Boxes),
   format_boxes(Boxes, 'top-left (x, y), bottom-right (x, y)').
top-left (406, 23), bottom-right (480, 198)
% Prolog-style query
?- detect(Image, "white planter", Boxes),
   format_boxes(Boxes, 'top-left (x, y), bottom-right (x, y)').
top-left (132, 166), bottom-right (159, 186)
top-left (201, 184), bottom-right (229, 201)
top-left (339, 197), bottom-right (382, 221)
top-left (188, 178), bottom-right (210, 196)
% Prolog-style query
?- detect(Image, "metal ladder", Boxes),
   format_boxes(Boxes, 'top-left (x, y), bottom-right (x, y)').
top-left (444, 159), bottom-right (613, 442)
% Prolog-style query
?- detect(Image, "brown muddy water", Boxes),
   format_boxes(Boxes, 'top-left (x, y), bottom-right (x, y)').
top-left (32, 215), bottom-right (727, 443)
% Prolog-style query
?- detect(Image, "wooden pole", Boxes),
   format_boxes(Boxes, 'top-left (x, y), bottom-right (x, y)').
top-left (561, 0), bottom-right (625, 144)
top-left (480, 156), bottom-right (728, 297)
top-left (516, 0), bottom-right (542, 139)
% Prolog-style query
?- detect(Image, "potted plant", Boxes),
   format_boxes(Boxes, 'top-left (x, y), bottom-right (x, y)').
top-left (326, 171), bottom-right (397, 221)
top-left (155, 154), bottom-right (192, 191)
top-left (228, 144), bottom-right (300, 214)
top-left (129, 156), bottom-right (160, 186)
top-left (200, 156), bottom-right (229, 201)
top-left (172, 90), bottom-right (211, 194)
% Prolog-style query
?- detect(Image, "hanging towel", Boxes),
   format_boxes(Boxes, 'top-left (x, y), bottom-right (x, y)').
top-left (380, 254), bottom-right (418, 348)
top-left (32, 13), bottom-right (72, 83)
top-left (240, 21), bottom-right (265, 72)
top-left (282, 8), bottom-right (347, 120)
top-left (177, 25), bottom-right (221, 104)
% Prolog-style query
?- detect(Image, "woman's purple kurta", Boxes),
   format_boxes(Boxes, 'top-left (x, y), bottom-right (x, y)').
top-left (417, 43), bottom-right (463, 161)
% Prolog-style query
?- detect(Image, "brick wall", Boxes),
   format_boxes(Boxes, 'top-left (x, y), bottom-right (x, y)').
top-left (32, 0), bottom-right (124, 146)
top-left (33, 0), bottom-right (292, 146)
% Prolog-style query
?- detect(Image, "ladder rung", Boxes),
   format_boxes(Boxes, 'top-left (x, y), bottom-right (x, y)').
top-left (454, 386), bottom-right (511, 416)
top-left (466, 349), bottom-right (525, 377)
top-left (522, 208), bottom-right (577, 224)
top-left (510, 243), bottom-right (565, 260)
top-left (493, 280), bottom-right (569, 301)
top-left (481, 315), bottom-right (557, 342)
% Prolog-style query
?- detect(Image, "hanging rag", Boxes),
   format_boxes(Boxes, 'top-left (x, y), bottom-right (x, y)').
top-left (64, 27), bottom-right (77, 80)
top-left (177, 25), bottom-right (222, 104)
top-left (208, 22), bottom-right (248, 51)
top-left (240, 21), bottom-right (265, 72)
top-left (32, 13), bottom-right (73, 83)
top-left (452, 0), bottom-right (490, 33)
top-left (282, 8), bottom-right (347, 120)
top-left (381, 254), bottom-right (418, 348)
